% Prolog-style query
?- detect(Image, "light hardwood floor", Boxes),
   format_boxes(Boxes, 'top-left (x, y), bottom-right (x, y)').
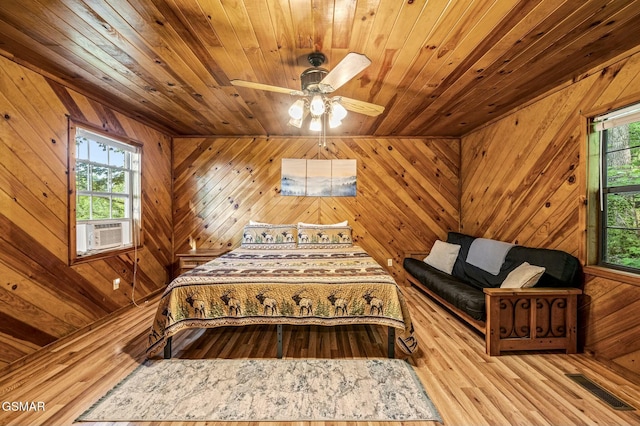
top-left (1, 285), bottom-right (639, 426)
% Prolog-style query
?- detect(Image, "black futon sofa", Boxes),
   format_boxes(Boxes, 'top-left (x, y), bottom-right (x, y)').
top-left (404, 232), bottom-right (582, 355)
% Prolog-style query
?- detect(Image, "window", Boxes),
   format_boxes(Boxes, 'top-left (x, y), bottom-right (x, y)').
top-left (70, 125), bottom-right (141, 261)
top-left (591, 104), bottom-right (640, 273)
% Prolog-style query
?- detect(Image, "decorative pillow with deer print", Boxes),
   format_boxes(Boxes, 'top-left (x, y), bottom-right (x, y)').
top-left (297, 225), bottom-right (353, 249)
top-left (241, 224), bottom-right (297, 249)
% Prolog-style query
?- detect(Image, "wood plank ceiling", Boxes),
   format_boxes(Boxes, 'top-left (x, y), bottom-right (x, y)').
top-left (1, 0), bottom-right (639, 137)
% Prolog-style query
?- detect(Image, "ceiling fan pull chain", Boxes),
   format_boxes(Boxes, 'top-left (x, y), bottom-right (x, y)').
top-left (323, 113), bottom-right (327, 148)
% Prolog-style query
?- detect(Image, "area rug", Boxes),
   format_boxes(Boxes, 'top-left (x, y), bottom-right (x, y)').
top-left (77, 358), bottom-right (442, 422)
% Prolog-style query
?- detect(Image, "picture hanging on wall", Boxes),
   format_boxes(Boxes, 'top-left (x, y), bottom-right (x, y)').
top-left (331, 159), bottom-right (357, 196)
top-left (281, 159), bottom-right (357, 197)
top-left (307, 160), bottom-right (332, 196)
top-left (281, 159), bottom-right (307, 196)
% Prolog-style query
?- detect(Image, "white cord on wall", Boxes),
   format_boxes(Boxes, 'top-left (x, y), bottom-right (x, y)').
top-left (131, 218), bottom-right (140, 307)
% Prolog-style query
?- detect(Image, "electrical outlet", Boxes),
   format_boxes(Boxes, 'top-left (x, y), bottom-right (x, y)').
top-left (113, 278), bottom-right (120, 290)
top-left (387, 258), bottom-right (393, 267)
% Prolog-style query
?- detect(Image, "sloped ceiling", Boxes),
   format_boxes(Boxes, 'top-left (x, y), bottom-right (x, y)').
top-left (1, 0), bottom-right (639, 137)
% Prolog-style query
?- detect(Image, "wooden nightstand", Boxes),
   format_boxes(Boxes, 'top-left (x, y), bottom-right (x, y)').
top-left (174, 249), bottom-right (229, 278)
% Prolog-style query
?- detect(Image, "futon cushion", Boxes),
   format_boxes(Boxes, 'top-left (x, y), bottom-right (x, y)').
top-left (445, 232), bottom-right (476, 279)
top-left (404, 258), bottom-right (486, 321)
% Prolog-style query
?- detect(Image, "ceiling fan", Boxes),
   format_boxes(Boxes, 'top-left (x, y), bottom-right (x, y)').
top-left (230, 52), bottom-right (385, 130)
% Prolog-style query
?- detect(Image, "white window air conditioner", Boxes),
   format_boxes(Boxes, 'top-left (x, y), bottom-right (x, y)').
top-left (92, 222), bottom-right (124, 250)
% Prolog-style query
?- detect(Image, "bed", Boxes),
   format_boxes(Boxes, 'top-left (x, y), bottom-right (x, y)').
top-left (147, 223), bottom-right (418, 359)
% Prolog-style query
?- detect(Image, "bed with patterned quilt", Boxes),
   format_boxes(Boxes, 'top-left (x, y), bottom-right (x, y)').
top-left (147, 223), bottom-right (418, 358)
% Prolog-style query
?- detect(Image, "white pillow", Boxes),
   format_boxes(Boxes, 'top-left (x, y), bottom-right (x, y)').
top-left (423, 240), bottom-right (461, 274)
top-left (298, 220), bottom-right (348, 227)
top-left (500, 262), bottom-right (546, 288)
top-left (249, 220), bottom-right (271, 225)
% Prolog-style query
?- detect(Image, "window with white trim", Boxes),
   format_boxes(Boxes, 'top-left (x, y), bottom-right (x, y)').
top-left (590, 103), bottom-right (640, 272)
top-left (71, 127), bottom-right (141, 259)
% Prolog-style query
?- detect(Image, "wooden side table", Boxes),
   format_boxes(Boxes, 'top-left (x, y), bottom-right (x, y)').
top-left (174, 249), bottom-right (229, 278)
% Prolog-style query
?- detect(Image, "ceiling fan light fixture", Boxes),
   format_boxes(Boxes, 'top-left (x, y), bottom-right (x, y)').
top-left (309, 94), bottom-right (326, 116)
top-left (309, 116), bottom-right (322, 131)
top-left (289, 116), bottom-right (304, 128)
top-left (288, 99), bottom-right (305, 120)
top-left (331, 100), bottom-right (348, 121)
top-left (328, 116), bottom-right (342, 129)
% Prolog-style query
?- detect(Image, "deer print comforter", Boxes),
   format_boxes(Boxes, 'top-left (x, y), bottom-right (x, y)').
top-left (147, 246), bottom-right (418, 356)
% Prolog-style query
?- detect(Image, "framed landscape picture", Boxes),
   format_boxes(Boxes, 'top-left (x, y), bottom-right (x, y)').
top-left (281, 159), bottom-right (357, 197)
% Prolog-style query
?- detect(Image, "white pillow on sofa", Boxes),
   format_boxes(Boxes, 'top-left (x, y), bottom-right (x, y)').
top-left (423, 240), bottom-right (461, 274)
top-left (500, 262), bottom-right (546, 288)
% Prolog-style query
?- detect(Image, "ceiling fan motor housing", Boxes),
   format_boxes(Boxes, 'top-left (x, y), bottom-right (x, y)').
top-left (300, 67), bottom-right (328, 92)
top-left (307, 52), bottom-right (326, 67)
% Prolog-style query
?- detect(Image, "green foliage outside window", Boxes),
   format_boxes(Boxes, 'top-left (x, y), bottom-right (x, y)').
top-left (603, 122), bottom-right (640, 271)
top-left (75, 135), bottom-right (132, 221)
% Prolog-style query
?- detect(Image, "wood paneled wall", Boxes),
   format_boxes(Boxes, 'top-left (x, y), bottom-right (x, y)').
top-left (172, 136), bottom-right (460, 282)
top-left (461, 48), bottom-right (640, 379)
top-left (0, 55), bottom-right (172, 367)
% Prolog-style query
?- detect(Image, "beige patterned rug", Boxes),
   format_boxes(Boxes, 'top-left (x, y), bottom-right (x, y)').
top-left (77, 358), bottom-right (442, 422)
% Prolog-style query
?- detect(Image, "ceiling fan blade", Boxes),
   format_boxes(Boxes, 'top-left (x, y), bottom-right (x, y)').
top-left (318, 52), bottom-right (371, 93)
top-left (337, 96), bottom-right (385, 117)
top-left (230, 79), bottom-right (304, 96)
